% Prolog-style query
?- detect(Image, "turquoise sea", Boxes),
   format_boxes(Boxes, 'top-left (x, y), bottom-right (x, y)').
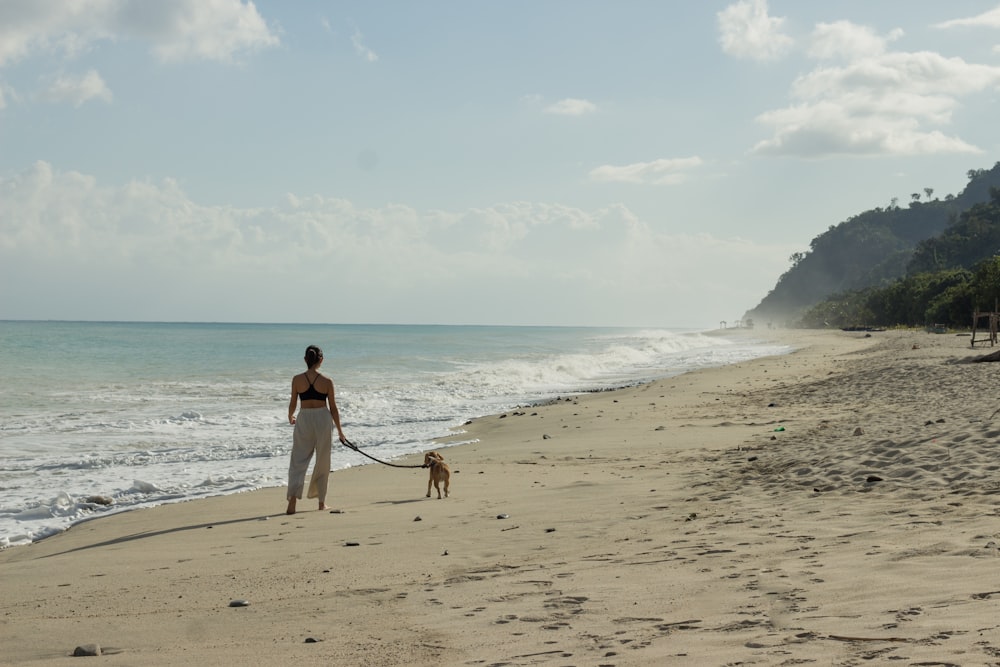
top-left (0, 321), bottom-right (789, 548)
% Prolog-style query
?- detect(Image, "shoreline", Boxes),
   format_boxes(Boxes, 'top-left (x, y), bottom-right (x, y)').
top-left (0, 326), bottom-right (782, 550)
top-left (7, 328), bottom-right (1000, 665)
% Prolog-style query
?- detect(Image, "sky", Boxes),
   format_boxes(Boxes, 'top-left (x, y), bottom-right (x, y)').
top-left (1, 1), bottom-right (1000, 328)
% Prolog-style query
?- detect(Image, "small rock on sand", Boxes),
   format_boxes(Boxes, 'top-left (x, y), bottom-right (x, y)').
top-left (73, 644), bottom-right (102, 657)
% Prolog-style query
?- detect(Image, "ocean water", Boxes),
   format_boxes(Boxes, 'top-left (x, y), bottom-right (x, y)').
top-left (0, 321), bottom-right (789, 548)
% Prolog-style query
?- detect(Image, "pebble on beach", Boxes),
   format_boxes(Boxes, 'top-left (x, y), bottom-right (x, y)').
top-left (72, 644), bottom-right (101, 657)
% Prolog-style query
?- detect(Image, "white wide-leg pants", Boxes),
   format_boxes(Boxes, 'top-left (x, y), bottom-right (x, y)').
top-left (287, 408), bottom-right (332, 503)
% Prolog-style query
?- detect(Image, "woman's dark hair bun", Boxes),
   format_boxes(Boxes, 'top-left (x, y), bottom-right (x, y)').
top-left (304, 345), bottom-right (324, 367)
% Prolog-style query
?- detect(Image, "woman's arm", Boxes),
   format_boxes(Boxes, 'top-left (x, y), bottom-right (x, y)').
top-left (288, 377), bottom-right (299, 424)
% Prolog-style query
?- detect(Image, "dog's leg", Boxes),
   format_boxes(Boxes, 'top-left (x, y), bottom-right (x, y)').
top-left (444, 476), bottom-right (449, 498)
top-left (426, 475), bottom-right (432, 498)
top-left (434, 479), bottom-right (441, 499)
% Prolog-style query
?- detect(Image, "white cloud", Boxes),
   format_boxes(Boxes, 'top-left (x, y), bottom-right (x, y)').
top-left (934, 7), bottom-right (1000, 29)
top-left (0, 0), bottom-right (110, 67)
top-left (544, 98), bottom-right (597, 116)
top-left (589, 157), bottom-right (704, 185)
top-left (39, 69), bottom-right (112, 107)
top-left (0, 162), bottom-right (787, 327)
top-left (752, 23), bottom-right (1000, 157)
top-left (936, 5), bottom-right (1000, 54)
top-left (717, 0), bottom-right (794, 61)
top-left (752, 102), bottom-right (980, 157)
top-left (808, 21), bottom-right (901, 60)
top-left (351, 26), bottom-right (378, 62)
top-left (798, 51), bottom-right (1000, 100)
top-left (0, 0), bottom-right (278, 68)
top-left (124, 0), bottom-right (279, 63)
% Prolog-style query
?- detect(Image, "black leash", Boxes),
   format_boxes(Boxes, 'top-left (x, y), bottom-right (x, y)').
top-left (340, 439), bottom-right (426, 469)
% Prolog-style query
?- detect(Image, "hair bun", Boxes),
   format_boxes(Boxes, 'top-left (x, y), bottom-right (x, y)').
top-left (304, 345), bottom-right (324, 366)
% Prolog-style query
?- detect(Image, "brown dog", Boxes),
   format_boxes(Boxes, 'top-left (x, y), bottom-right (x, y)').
top-left (423, 451), bottom-right (450, 499)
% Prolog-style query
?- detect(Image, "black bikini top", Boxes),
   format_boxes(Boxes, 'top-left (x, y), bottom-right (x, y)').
top-left (299, 373), bottom-right (328, 401)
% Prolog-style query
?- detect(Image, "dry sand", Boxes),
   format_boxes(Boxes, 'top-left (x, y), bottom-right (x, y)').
top-left (5, 328), bottom-right (1000, 666)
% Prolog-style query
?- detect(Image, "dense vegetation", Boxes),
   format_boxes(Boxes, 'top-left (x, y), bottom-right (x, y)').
top-left (797, 186), bottom-right (1000, 329)
top-left (745, 162), bottom-right (1000, 328)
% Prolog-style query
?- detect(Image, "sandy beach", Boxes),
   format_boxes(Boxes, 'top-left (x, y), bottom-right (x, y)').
top-left (6, 327), bottom-right (1000, 666)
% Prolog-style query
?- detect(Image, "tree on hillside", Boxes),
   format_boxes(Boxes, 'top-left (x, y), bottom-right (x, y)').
top-left (970, 255), bottom-right (1000, 312)
top-left (908, 187), bottom-right (1000, 274)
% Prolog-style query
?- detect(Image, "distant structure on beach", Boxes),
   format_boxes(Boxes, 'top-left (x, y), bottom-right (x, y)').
top-left (971, 308), bottom-right (999, 347)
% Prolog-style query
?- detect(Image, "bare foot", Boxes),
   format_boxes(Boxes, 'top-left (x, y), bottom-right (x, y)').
top-left (286, 497), bottom-right (297, 515)
top-left (318, 503), bottom-right (328, 511)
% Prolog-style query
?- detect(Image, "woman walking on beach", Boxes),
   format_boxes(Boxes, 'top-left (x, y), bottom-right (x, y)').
top-left (286, 345), bottom-right (348, 515)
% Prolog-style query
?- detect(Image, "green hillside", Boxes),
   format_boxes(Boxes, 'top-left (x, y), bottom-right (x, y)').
top-left (746, 162), bottom-right (1000, 326)
top-left (797, 185), bottom-right (1000, 329)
